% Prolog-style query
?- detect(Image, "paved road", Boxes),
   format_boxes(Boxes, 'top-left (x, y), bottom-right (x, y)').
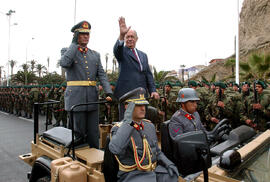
top-left (0, 111), bottom-right (56, 182)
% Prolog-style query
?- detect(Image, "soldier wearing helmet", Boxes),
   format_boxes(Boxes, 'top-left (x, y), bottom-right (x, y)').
top-left (168, 88), bottom-right (205, 139)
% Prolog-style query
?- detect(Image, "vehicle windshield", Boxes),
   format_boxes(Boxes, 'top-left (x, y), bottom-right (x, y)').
top-left (234, 143), bottom-right (270, 182)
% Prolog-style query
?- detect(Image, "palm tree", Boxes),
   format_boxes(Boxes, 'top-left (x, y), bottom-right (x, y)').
top-left (9, 60), bottom-right (16, 76)
top-left (105, 53), bottom-right (109, 73)
top-left (0, 66), bottom-right (3, 85)
top-left (47, 57), bottom-right (50, 73)
top-left (36, 64), bottom-right (47, 78)
top-left (180, 64), bottom-right (186, 82)
top-left (112, 57), bottom-right (117, 73)
top-left (224, 58), bottom-right (236, 77)
top-left (11, 71), bottom-right (37, 85)
top-left (201, 72), bottom-right (217, 83)
top-left (56, 59), bottom-right (65, 77)
top-left (30, 60), bottom-right (36, 72)
top-left (21, 63), bottom-right (29, 72)
top-left (240, 53), bottom-right (270, 81)
top-left (153, 67), bottom-right (178, 83)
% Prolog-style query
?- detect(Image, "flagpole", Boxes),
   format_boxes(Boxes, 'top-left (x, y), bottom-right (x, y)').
top-left (235, 0), bottom-right (240, 84)
top-left (74, 0), bottom-right (77, 24)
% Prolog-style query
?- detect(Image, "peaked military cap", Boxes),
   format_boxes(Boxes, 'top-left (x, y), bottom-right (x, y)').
top-left (119, 87), bottom-right (149, 105)
top-left (255, 80), bottom-right (267, 89)
top-left (71, 21), bottom-right (91, 33)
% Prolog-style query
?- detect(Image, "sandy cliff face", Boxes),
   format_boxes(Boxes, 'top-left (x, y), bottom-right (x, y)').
top-left (240, 0), bottom-right (270, 55)
top-left (193, 0), bottom-right (270, 81)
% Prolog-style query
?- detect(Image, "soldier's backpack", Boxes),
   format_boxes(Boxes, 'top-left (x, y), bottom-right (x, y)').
top-left (102, 136), bottom-right (119, 182)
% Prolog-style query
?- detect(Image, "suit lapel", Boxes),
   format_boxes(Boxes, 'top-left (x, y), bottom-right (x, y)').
top-left (137, 50), bottom-right (144, 64)
top-left (125, 47), bottom-right (143, 71)
top-left (127, 48), bottom-right (138, 62)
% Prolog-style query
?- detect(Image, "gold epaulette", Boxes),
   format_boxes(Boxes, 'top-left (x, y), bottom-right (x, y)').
top-left (143, 119), bottom-right (152, 123)
top-left (113, 121), bottom-right (123, 128)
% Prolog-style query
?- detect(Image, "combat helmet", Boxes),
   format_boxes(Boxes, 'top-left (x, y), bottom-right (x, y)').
top-left (176, 88), bottom-right (200, 103)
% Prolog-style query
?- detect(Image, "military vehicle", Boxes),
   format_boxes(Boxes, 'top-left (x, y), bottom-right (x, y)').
top-left (19, 101), bottom-right (270, 182)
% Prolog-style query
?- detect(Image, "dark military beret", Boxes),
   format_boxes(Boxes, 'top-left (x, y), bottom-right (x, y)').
top-left (71, 21), bottom-right (91, 33)
top-left (110, 82), bottom-right (116, 86)
top-left (188, 80), bottom-right (198, 87)
top-left (233, 83), bottom-right (239, 88)
top-left (202, 80), bottom-right (210, 86)
top-left (215, 82), bottom-right (227, 89)
top-left (255, 80), bottom-right (267, 89)
top-left (119, 87), bottom-right (149, 105)
top-left (241, 81), bottom-right (250, 87)
top-left (165, 81), bottom-right (173, 88)
top-left (61, 83), bottom-right (67, 87)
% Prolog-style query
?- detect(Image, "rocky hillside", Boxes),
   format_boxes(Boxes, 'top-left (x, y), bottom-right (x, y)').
top-left (193, 0), bottom-right (270, 81)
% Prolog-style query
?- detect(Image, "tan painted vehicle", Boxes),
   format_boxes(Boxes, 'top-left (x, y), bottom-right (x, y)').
top-left (19, 101), bottom-right (270, 182)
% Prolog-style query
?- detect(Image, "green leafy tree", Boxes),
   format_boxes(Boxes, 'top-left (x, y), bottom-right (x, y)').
top-left (9, 60), bottom-right (16, 76)
top-left (30, 60), bottom-right (37, 72)
top-left (11, 71), bottom-right (37, 85)
top-left (107, 72), bottom-right (119, 82)
top-left (201, 73), bottom-right (217, 83)
top-left (36, 64), bottom-right (47, 77)
top-left (224, 58), bottom-right (235, 77)
top-left (153, 67), bottom-right (178, 84)
top-left (240, 53), bottom-right (270, 81)
top-left (21, 63), bottom-right (29, 72)
top-left (38, 72), bottom-right (65, 85)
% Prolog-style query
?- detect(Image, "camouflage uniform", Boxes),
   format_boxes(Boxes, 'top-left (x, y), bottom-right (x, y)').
top-left (53, 87), bottom-right (62, 126)
top-left (28, 86), bottom-right (40, 119)
top-left (204, 91), bottom-right (234, 130)
top-left (196, 87), bottom-right (211, 128)
top-left (44, 86), bottom-right (53, 124)
top-left (108, 102), bottom-right (119, 124)
top-left (159, 89), bottom-right (178, 121)
top-left (241, 90), bottom-right (270, 131)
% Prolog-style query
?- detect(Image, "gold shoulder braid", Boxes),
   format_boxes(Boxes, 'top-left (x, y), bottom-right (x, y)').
top-left (114, 135), bottom-right (156, 172)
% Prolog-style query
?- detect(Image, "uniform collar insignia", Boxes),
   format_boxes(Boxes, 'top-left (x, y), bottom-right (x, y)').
top-left (78, 46), bottom-right (88, 53)
top-left (180, 109), bottom-right (195, 120)
top-left (133, 121), bottom-right (144, 131)
top-left (184, 114), bottom-right (194, 120)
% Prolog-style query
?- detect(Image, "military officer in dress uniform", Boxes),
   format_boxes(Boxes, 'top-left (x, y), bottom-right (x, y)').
top-left (60, 21), bottom-right (113, 148)
top-left (109, 87), bottom-right (179, 182)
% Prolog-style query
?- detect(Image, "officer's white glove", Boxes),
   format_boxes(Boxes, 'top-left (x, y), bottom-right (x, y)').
top-left (123, 102), bottom-right (135, 125)
top-left (72, 31), bottom-right (79, 44)
top-left (167, 164), bottom-right (179, 177)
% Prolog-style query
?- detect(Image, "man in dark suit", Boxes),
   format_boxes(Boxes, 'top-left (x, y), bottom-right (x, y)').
top-left (60, 21), bottom-right (113, 148)
top-left (114, 17), bottom-right (159, 120)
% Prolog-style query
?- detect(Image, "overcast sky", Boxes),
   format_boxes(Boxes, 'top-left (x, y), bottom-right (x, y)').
top-left (0, 0), bottom-right (244, 77)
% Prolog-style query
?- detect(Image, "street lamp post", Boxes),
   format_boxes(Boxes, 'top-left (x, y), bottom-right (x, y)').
top-left (26, 37), bottom-right (35, 63)
top-left (6, 10), bottom-right (16, 86)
